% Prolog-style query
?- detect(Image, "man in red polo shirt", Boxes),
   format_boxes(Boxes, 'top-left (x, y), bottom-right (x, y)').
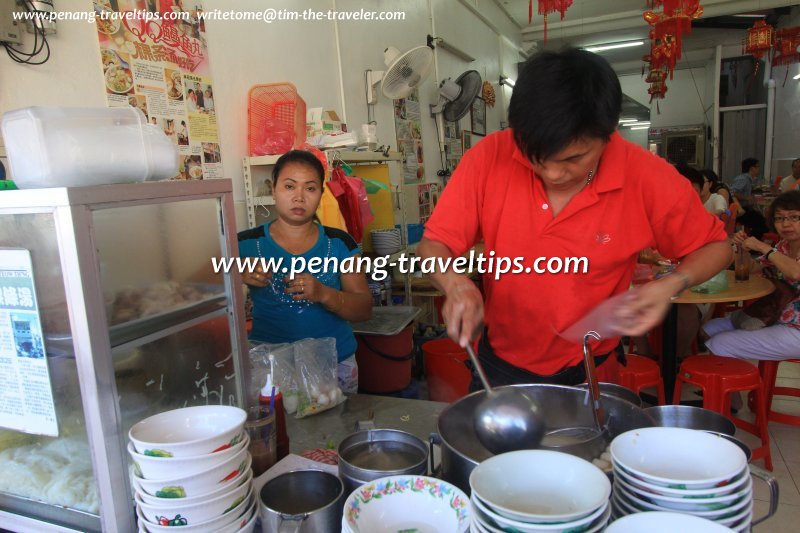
top-left (418, 48), bottom-right (731, 387)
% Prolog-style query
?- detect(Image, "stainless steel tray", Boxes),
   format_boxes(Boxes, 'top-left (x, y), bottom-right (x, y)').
top-left (108, 291), bottom-right (225, 346)
top-left (350, 306), bottom-right (421, 336)
top-left (44, 285), bottom-right (226, 350)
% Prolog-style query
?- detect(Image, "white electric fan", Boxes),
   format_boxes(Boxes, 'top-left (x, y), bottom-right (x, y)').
top-left (430, 70), bottom-right (482, 148)
top-left (366, 45), bottom-right (434, 103)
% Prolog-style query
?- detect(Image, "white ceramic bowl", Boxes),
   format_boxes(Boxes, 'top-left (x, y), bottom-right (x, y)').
top-left (613, 485), bottom-right (750, 519)
top-left (471, 494), bottom-right (609, 533)
top-left (605, 511), bottom-right (735, 532)
top-left (128, 433), bottom-right (249, 479)
top-left (717, 503), bottom-right (752, 528)
top-left (343, 475), bottom-right (469, 533)
top-left (137, 489), bottom-right (253, 532)
top-left (471, 505), bottom-right (610, 533)
top-left (136, 468), bottom-right (252, 506)
top-left (134, 451), bottom-right (251, 498)
top-left (137, 480), bottom-right (251, 527)
top-left (615, 472), bottom-right (752, 512)
top-left (129, 406), bottom-right (247, 457)
top-left (469, 450), bottom-right (610, 524)
top-left (613, 463), bottom-right (749, 498)
top-left (610, 428), bottom-right (746, 489)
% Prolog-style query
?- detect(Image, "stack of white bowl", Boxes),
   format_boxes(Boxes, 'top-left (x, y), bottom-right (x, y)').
top-left (468, 450), bottom-right (612, 533)
top-left (128, 406), bottom-right (257, 532)
top-left (371, 228), bottom-right (402, 256)
top-left (609, 427), bottom-right (751, 532)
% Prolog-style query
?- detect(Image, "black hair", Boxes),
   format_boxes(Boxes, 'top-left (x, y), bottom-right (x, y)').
top-left (792, 158), bottom-right (800, 167)
top-left (508, 47), bottom-right (621, 163)
top-left (675, 164), bottom-right (704, 191)
top-left (741, 158), bottom-right (759, 173)
top-left (272, 150), bottom-right (325, 186)
top-left (702, 168), bottom-right (731, 197)
top-left (767, 190), bottom-right (800, 230)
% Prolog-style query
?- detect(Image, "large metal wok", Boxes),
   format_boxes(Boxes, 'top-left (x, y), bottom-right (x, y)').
top-left (432, 384), bottom-right (656, 493)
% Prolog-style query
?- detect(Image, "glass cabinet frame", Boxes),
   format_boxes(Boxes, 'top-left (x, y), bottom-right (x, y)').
top-left (0, 180), bottom-right (249, 532)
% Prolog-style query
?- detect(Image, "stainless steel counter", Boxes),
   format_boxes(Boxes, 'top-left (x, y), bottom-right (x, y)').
top-left (286, 394), bottom-right (448, 453)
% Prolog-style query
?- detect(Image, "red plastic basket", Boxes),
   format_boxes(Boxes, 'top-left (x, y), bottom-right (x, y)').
top-left (247, 83), bottom-right (306, 156)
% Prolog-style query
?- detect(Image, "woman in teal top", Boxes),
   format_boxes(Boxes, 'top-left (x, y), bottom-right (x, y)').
top-left (238, 150), bottom-right (372, 393)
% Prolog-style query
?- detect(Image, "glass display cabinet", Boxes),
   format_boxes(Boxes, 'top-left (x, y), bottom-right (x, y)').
top-left (0, 180), bottom-right (249, 532)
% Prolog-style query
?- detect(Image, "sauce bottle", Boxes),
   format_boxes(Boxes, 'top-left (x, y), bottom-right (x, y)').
top-left (259, 356), bottom-right (290, 460)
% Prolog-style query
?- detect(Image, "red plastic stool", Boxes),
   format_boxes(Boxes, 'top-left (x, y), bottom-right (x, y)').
top-left (759, 360), bottom-right (800, 426)
top-left (618, 354), bottom-right (665, 405)
top-left (674, 355), bottom-right (772, 471)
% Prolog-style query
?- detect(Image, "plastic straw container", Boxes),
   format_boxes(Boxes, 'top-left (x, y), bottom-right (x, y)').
top-left (1, 106), bottom-right (178, 188)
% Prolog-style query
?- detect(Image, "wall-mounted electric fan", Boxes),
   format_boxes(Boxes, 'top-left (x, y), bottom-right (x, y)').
top-left (430, 70), bottom-right (482, 147)
top-left (366, 45), bottom-right (434, 104)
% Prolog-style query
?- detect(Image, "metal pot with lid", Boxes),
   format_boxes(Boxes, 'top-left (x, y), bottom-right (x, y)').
top-left (338, 429), bottom-right (429, 494)
top-left (433, 384), bottom-right (656, 493)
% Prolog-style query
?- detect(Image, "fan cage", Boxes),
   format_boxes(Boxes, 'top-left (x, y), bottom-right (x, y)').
top-left (247, 83), bottom-right (307, 156)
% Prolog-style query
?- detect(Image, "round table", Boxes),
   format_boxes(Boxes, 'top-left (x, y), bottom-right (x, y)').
top-left (660, 271), bottom-right (775, 403)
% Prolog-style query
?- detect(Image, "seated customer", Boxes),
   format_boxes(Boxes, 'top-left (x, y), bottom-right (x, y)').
top-left (704, 190), bottom-right (800, 361)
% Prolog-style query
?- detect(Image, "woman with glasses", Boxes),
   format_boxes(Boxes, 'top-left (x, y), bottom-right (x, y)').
top-left (704, 190), bottom-right (800, 361)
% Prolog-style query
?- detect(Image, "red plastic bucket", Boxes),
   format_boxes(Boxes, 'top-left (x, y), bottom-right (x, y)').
top-left (355, 325), bottom-right (414, 394)
top-left (423, 338), bottom-right (470, 402)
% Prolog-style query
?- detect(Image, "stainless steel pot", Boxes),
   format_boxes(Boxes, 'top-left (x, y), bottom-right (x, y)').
top-left (644, 405), bottom-right (736, 436)
top-left (433, 384), bottom-right (656, 493)
top-left (338, 429), bottom-right (428, 494)
top-left (259, 470), bottom-right (344, 533)
top-left (575, 382), bottom-right (643, 407)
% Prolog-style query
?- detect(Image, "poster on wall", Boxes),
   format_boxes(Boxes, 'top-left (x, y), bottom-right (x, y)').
top-left (443, 120), bottom-right (462, 175)
top-left (393, 90), bottom-right (425, 183)
top-left (417, 183), bottom-right (441, 224)
top-left (93, 0), bottom-right (222, 180)
top-left (0, 249), bottom-right (58, 437)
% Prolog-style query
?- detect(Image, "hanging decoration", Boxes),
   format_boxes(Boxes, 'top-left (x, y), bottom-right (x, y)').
top-left (481, 81), bottom-right (496, 108)
top-left (773, 27), bottom-right (800, 67)
top-left (643, 0), bottom-right (704, 80)
top-left (646, 65), bottom-right (669, 111)
top-left (530, 0), bottom-right (574, 43)
top-left (744, 19), bottom-right (775, 60)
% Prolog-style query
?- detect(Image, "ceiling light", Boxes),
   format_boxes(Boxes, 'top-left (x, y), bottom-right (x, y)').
top-left (630, 126), bottom-right (650, 130)
top-left (585, 41), bottom-right (644, 53)
top-left (626, 121), bottom-right (651, 127)
top-left (619, 118), bottom-right (638, 123)
top-left (793, 72), bottom-right (800, 80)
top-left (499, 76), bottom-right (516, 87)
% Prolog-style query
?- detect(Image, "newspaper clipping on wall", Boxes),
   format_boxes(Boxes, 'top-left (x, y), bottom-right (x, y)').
top-left (393, 90), bottom-right (425, 183)
top-left (94, 0), bottom-right (222, 180)
top-left (0, 249), bottom-right (57, 437)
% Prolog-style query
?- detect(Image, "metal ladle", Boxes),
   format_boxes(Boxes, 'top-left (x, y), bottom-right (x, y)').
top-left (464, 344), bottom-right (545, 454)
top-left (538, 331), bottom-right (609, 460)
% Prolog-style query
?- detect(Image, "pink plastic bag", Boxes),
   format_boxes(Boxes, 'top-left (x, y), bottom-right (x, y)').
top-left (253, 118), bottom-right (294, 155)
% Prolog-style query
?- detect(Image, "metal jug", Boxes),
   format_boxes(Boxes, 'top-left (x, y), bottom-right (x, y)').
top-left (259, 470), bottom-right (344, 533)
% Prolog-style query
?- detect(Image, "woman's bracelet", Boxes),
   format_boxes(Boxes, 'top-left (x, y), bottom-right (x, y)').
top-left (764, 247), bottom-right (778, 261)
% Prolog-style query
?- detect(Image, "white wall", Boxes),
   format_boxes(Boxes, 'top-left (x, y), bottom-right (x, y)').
top-left (0, 0), bottom-right (521, 228)
top-left (772, 6), bottom-right (800, 163)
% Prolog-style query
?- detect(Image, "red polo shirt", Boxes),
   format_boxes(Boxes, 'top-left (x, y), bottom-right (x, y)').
top-left (425, 130), bottom-right (726, 375)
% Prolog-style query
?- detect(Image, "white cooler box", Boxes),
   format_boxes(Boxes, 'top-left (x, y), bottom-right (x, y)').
top-left (1, 106), bottom-right (178, 189)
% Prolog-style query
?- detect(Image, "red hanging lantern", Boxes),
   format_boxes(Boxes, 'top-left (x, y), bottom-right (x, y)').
top-left (531, 0), bottom-right (573, 43)
top-left (649, 34), bottom-right (680, 80)
top-left (744, 19), bottom-right (775, 60)
top-left (772, 26), bottom-right (800, 67)
top-left (644, 0), bottom-right (703, 64)
top-left (647, 67), bottom-right (669, 101)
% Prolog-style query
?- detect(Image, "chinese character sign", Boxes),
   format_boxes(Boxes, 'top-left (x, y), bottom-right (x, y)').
top-left (0, 249), bottom-right (58, 437)
top-left (94, 0), bottom-right (222, 180)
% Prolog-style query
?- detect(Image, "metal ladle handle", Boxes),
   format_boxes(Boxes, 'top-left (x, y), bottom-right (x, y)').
top-left (582, 331), bottom-right (604, 430)
top-left (464, 343), bottom-right (494, 395)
